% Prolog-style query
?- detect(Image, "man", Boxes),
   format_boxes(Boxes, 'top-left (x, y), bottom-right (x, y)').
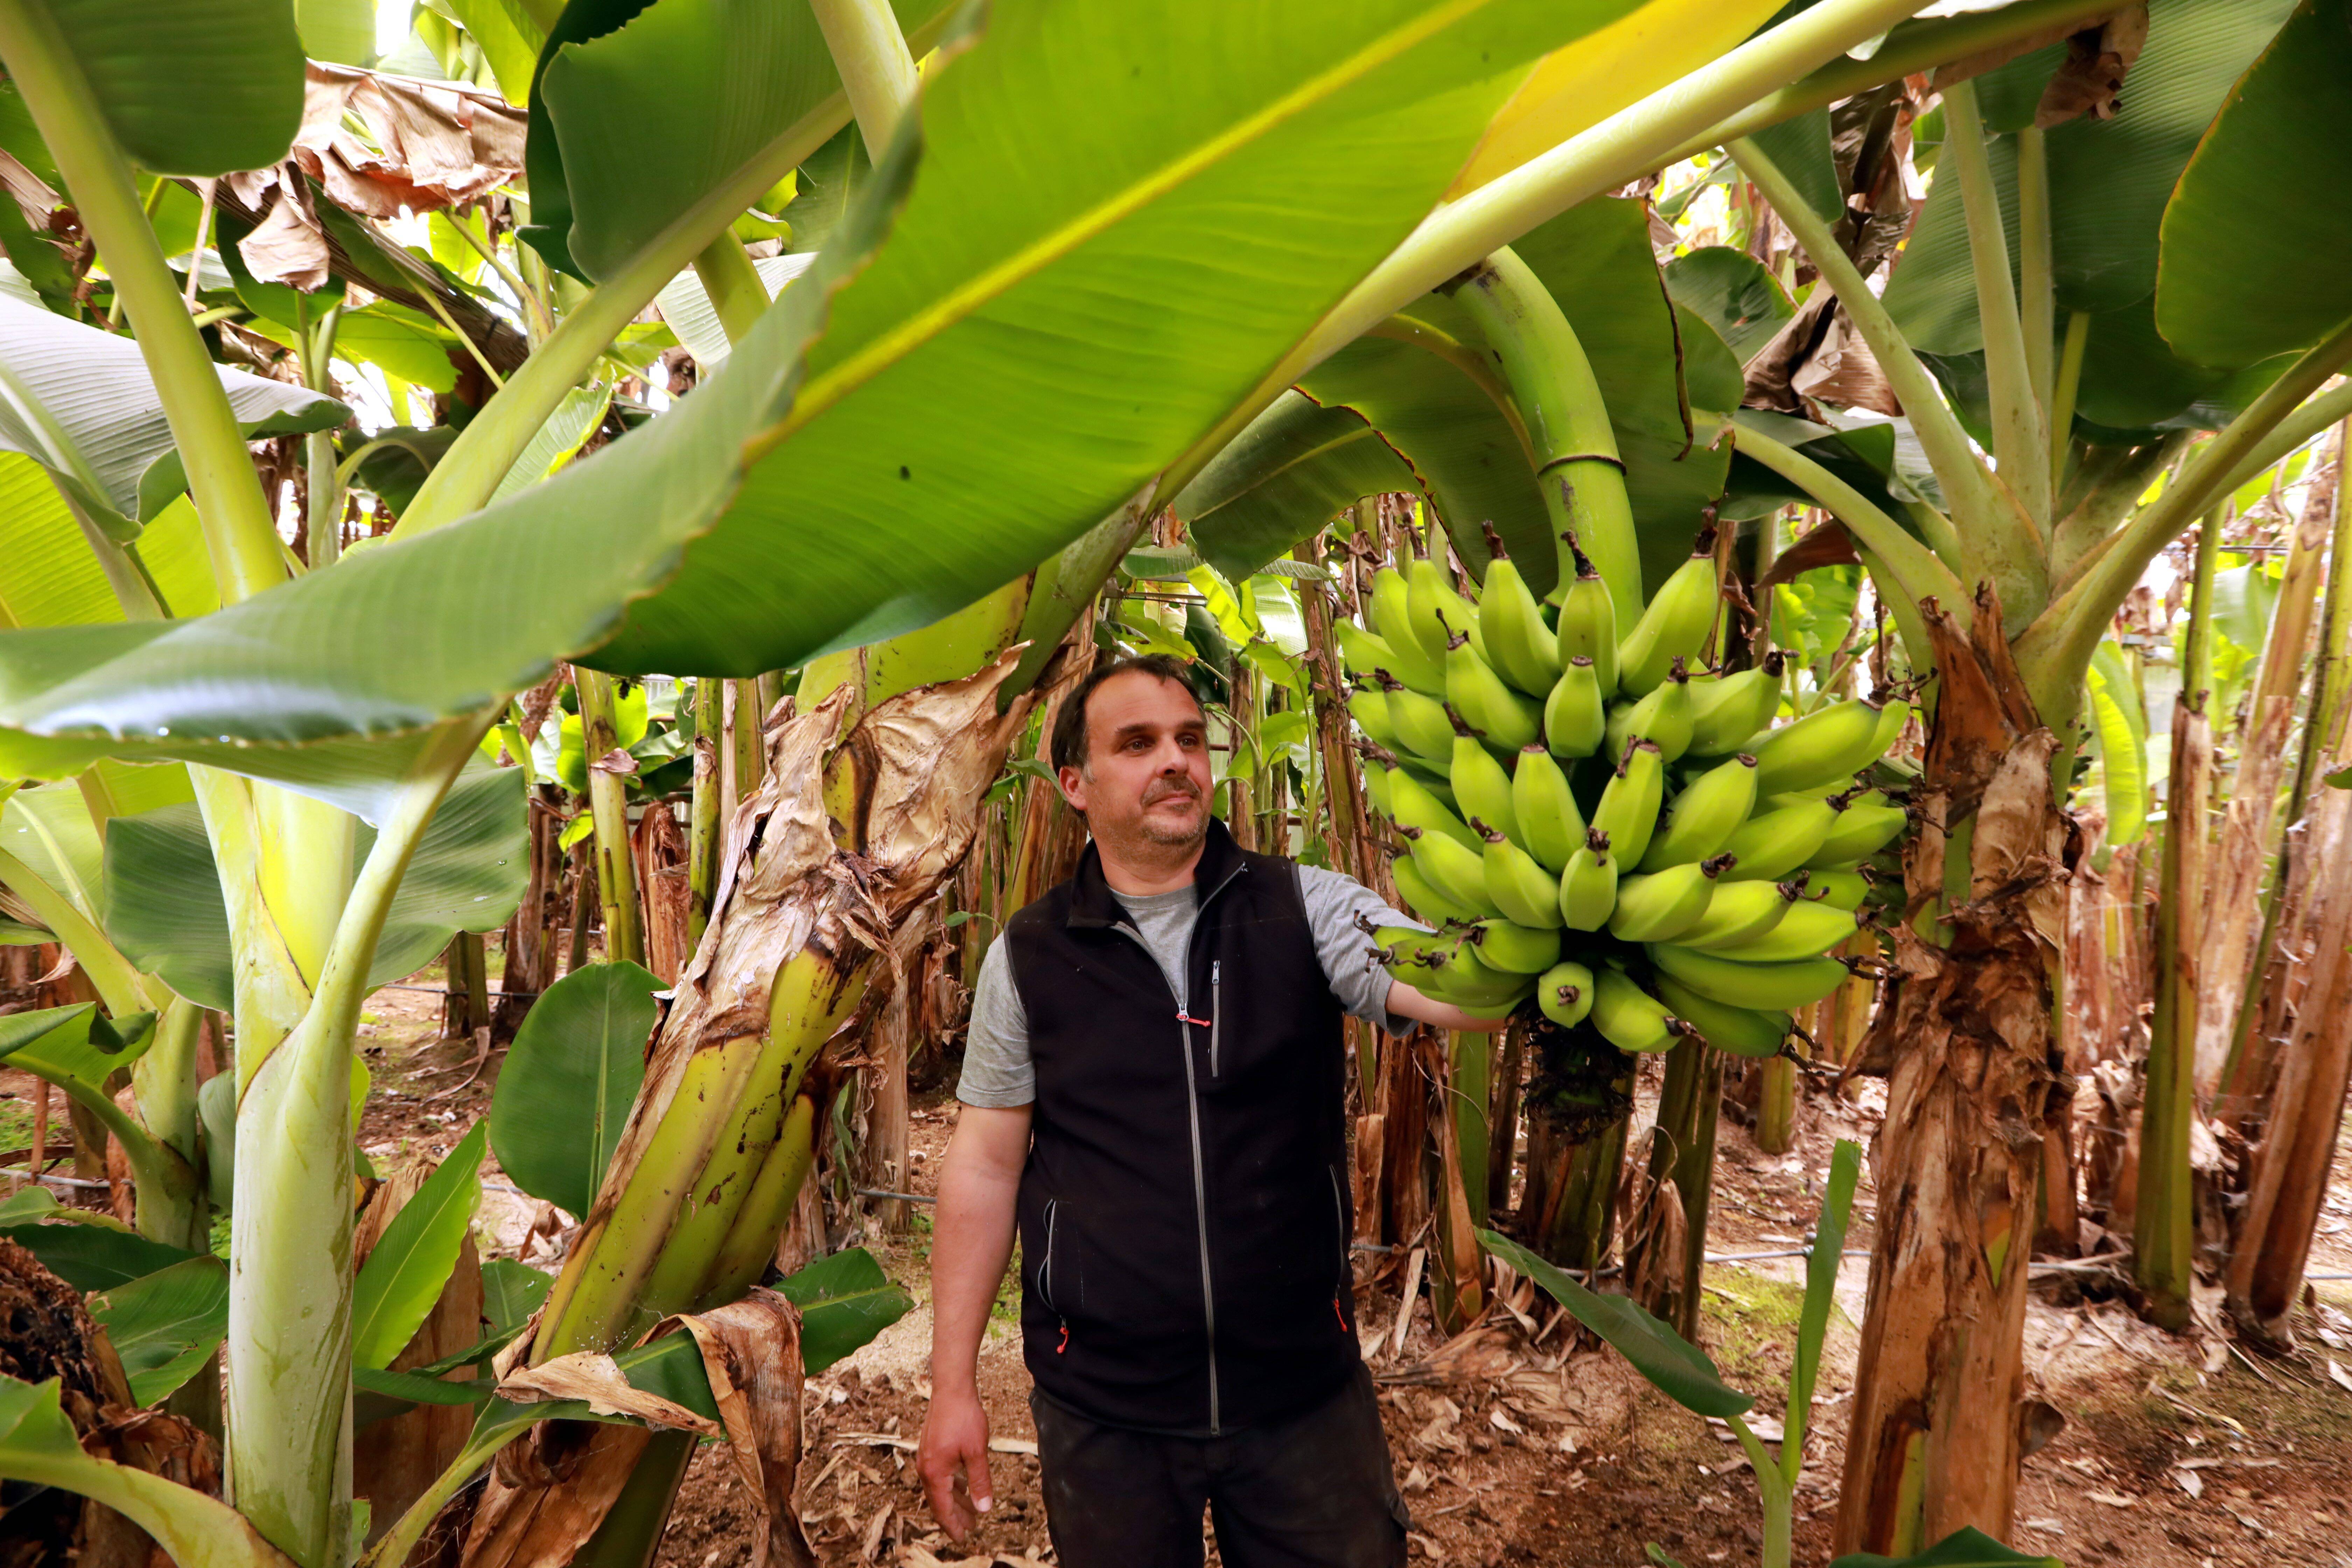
top-left (917, 654), bottom-right (1504, 1567)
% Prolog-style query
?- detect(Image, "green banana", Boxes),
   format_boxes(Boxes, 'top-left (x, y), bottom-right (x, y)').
top-left (1511, 744), bottom-right (1584, 872)
top-left (1378, 672), bottom-right (1457, 765)
top-left (1368, 566), bottom-right (1449, 693)
top-left (1334, 621), bottom-right (1398, 686)
top-left (1406, 541), bottom-right (1479, 670)
top-left (1384, 762), bottom-right (1479, 851)
top-left (1348, 685), bottom-right (1403, 754)
top-left (1591, 966), bottom-right (1688, 1053)
top-left (1747, 696), bottom-right (1889, 795)
top-left (1543, 655), bottom-right (1607, 758)
top-left (1608, 854), bottom-right (1730, 943)
top-left (1616, 541), bottom-right (1717, 698)
top-left (1472, 918), bottom-right (1561, 975)
top-left (1701, 899), bottom-right (1863, 963)
top-left (1444, 625), bottom-right (1541, 752)
top-left (1449, 712), bottom-right (1520, 847)
top-left (1472, 523), bottom-right (1560, 697)
top-left (1398, 821), bottom-right (1503, 919)
top-left (1538, 960), bottom-right (1595, 1028)
top-left (1806, 794), bottom-right (1908, 869)
top-left (1675, 877), bottom-right (1802, 949)
top-left (1605, 657), bottom-right (1696, 762)
top-left (1638, 751), bottom-right (1758, 871)
top-left (1408, 938), bottom-right (1532, 1013)
top-left (1866, 696), bottom-right (1911, 762)
top-left (1391, 853), bottom-right (1481, 926)
top-left (1714, 795), bottom-right (1841, 883)
top-left (1479, 821), bottom-right (1566, 929)
top-left (1652, 975), bottom-right (1791, 1059)
top-left (1591, 738), bottom-right (1666, 868)
top-left (1553, 533), bottom-right (1619, 699)
top-left (1802, 867), bottom-right (1873, 912)
top-left (1557, 827), bottom-right (1618, 932)
top-left (1685, 651), bottom-right (1785, 757)
top-left (1645, 943), bottom-right (1851, 1010)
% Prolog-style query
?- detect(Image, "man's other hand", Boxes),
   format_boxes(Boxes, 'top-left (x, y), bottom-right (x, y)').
top-left (918, 1387), bottom-right (995, 1540)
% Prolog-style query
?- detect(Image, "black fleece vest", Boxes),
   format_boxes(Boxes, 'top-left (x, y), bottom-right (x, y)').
top-left (1004, 820), bottom-right (1359, 1435)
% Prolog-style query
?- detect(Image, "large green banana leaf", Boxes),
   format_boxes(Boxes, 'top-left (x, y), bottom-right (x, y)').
top-left (24, 0), bottom-right (303, 176)
top-left (1180, 196), bottom-right (1739, 599)
top-left (0, 463), bottom-right (220, 629)
top-left (0, 299), bottom-right (347, 536)
top-left (522, 0), bottom-right (959, 280)
top-left (2155, 0), bottom-right (2352, 369)
top-left (488, 960), bottom-right (658, 1219)
top-left (100, 765), bottom-right (531, 1010)
top-left (0, 0), bottom-right (1665, 806)
top-left (1879, 0), bottom-right (2298, 432)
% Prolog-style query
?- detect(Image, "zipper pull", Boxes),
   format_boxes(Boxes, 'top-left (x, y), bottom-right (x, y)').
top-left (1176, 1010), bottom-right (1212, 1028)
top-left (1056, 1324), bottom-right (1070, 1355)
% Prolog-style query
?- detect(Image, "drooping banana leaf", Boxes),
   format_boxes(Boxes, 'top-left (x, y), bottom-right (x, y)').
top-left (102, 764), bottom-right (530, 1010)
top-left (0, 1376), bottom-right (293, 1568)
top-left (1170, 393), bottom-right (1418, 581)
top-left (0, 298), bottom-right (347, 536)
top-left (2083, 638), bottom-right (2151, 849)
top-left (2155, 0), bottom-right (2352, 369)
top-left (18, 0), bottom-right (304, 177)
top-left (0, 0), bottom-right (1671, 810)
top-left (0, 460), bottom-right (220, 629)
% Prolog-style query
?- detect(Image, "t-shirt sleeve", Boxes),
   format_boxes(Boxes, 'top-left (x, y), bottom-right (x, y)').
top-left (955, 934), bottom-right (1036, 1108)
top-left (1298, 865), bottom-right (1427, 1034)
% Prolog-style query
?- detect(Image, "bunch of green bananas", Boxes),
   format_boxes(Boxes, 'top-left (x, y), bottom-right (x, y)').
top-left (1343, 529), bottom-right (1907, 1060)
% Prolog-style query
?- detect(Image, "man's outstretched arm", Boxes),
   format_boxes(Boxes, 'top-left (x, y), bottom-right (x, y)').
top-left (917, 1101), bottom-right (1031, 1540)
top-left (1387, 977), bottom-right (1510, 1032)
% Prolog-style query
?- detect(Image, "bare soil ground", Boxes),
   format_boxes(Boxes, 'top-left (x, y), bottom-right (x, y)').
top-left (306, 954), bottom-right (2352, 1568)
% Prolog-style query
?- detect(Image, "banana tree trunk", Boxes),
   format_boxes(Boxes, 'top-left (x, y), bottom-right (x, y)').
top-left (2135, 512), bottom-right (2221, 1329)
top-left (2194, 464), bottom-right (2336, 1095)
top-left (2221, 455), bottom-right (2352, 1343)
top-left (1834, 600), bottom-right (2076, 1557)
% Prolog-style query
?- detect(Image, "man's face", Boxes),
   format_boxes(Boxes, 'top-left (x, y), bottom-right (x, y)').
top-left (1058, 671), bottom-right (1213, 850)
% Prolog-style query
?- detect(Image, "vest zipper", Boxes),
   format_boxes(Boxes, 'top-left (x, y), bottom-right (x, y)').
top-left (1107, 860), bottom-right (1246, 1435)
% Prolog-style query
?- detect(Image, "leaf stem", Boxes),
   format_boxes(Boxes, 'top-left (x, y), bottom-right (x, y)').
top-left (690, 232), bottom-right (771, 345)
top-left (807, 0), bottom-right (919, 162)
top-left (2016, 313), bottom-right (2352, 720)
top-left (2049, 308), bottom-right (2088, 494)
top-left (1730, 425), bottom-right (1967, 614)
top-left (1947, 80), bottom-right (2049, 533)
top-left (0, 0), bottom-right (286, 604)
top-left (1729, 133), bottom-right (2025, 604)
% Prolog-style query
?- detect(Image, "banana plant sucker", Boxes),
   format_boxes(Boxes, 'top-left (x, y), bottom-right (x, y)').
top-left (1442, 246), bottom-right (1644, 621)
top-left (576, 668), bottom-right (647, 968)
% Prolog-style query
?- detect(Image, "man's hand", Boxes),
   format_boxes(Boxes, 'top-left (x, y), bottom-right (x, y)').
top-left (918, 1386), bottom-right (995, 1540)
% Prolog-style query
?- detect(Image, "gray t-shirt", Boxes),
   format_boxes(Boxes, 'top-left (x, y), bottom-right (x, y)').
top-left (956, 864), bottom-right (1420, 1109)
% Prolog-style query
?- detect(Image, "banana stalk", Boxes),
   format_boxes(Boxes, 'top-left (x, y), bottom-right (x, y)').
top-left (687, 679), bottom-right (722, 946)
top-left (1443, 246), bottom-right (1643, 620)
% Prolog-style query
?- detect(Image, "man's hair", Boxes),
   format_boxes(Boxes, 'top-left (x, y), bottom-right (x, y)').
top-left (1050, 654), bottom-right (1201, 774)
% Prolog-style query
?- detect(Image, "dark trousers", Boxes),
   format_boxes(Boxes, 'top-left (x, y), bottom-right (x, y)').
top-left (1030, 1362), bottom-right (1410, 1568)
